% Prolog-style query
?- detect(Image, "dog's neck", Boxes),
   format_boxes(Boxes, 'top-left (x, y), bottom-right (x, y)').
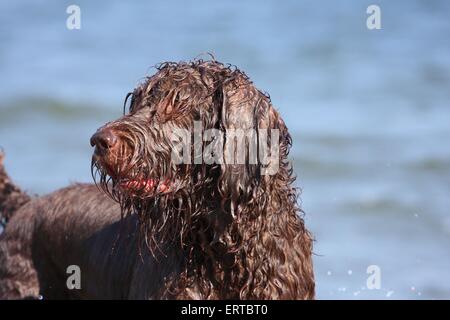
top-left (128, 170), bottom-right (314, 300)
top-left (140, 192), bottom-right (313, 299)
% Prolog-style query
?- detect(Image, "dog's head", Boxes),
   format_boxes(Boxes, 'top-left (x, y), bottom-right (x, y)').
top-left (90, 60), bottom-right (314, 299)
top-left (90, 59), bottom-right (290, 249)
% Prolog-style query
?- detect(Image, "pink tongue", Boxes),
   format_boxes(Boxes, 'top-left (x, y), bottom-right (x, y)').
top-left (120, 179), bottom-right (169, 193)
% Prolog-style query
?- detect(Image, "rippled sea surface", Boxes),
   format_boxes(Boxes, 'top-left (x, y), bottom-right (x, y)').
top-left (0, 0), bottom-right (449, 299)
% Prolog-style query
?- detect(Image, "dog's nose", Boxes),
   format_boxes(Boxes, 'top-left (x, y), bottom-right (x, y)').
top-left (90, 129), bottom-right (118, 152)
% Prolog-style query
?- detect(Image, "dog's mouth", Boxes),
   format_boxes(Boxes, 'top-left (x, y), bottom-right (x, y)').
top-left (92, 155), bottom-right (173, 197)
top-left (118, 177), bottom-right (171, 195)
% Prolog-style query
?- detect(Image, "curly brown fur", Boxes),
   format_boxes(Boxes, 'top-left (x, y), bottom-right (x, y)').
top-left (0, 59), bottom-right (314, 299)
top-left (0, 151), bottom-right (31, 228)
top-left (92, 59), bottom-right (315, 299)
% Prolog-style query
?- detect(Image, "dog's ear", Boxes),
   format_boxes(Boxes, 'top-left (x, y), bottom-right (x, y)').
top-left (215, 82), bottom-right (286, 216)
top-left (214, 81), bottom-right (314, 299)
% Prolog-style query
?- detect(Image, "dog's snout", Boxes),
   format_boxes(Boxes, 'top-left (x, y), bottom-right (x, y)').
top-left (90, 129), bottom-right (118, 152)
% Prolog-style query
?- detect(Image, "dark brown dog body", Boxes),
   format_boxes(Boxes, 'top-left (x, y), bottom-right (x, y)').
top-left (0, 60), bottom-right (315, 299)
top-left (1, 183), bottom-right (190, 299)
